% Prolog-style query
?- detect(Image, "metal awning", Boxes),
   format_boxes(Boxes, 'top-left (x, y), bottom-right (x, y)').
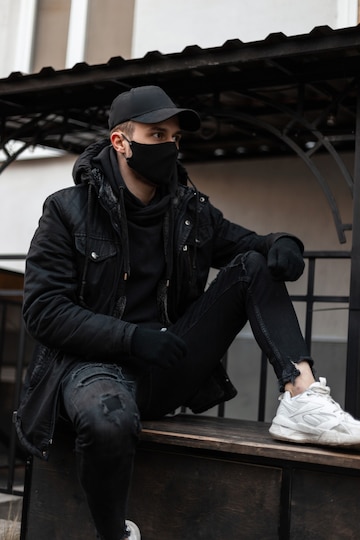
top-left (1, 24), bottom-right (360, 163)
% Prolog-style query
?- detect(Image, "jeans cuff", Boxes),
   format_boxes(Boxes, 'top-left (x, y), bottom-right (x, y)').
top-left (278, 356), bottom-right (314, 392)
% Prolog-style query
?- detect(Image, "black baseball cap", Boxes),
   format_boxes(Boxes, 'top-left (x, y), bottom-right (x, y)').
top-left (108, 85), bottom-right (200, 131)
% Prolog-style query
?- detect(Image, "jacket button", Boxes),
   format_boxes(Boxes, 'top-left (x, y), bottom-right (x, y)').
top-left (199, 196), bottom-right (205, 203)
top-left (182, 245), bottom-right (188, 251)
top-left (91, 251), bottom-right (99, 260)
top-left (185, 219), bottom-right (191, 226)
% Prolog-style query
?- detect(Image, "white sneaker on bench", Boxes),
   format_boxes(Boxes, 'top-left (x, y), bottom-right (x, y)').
top-left (269, 377), bottom-right (360, 449)
top-left (96, 520), bottom-right (141, 540)
top-left (125, 520), bottom-right (141, 539)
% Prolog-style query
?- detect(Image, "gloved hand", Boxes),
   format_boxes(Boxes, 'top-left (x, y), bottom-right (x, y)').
top-left (131, 327), bottom-right (187, 369)
top-left (267, 237), bottom-right (305, 281)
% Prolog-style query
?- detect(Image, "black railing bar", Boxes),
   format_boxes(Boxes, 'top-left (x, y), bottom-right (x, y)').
top-left (291, 295), bottom-right (349, 303)
top-left (0, 303), bottom-right (6, 367)
top-left (6, 318), bottom-right (27, 492)
top-left (19, 457), bottom-right (33, 539)
top-left (0, 255), bottom-right (27, 260)
top-left (0, 299), bottom-right (20, 305)
top-left (258, 352), bottom-right (268, 422)
top-left (217, 353), bottom-right (228, 418)
top-left (304, 257), bottom-right (316, 350)
top-left (217, 402), bottom-right (225, 418)
top-left (311, 306), bottom-right (349, 312)
top-left (0, 487), bottom-right (24, 496)
top-left (303, 251), bottom-right (351, 258)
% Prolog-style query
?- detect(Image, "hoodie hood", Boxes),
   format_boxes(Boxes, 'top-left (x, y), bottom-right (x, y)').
top-left (72, 139), bottom-right (110, 186)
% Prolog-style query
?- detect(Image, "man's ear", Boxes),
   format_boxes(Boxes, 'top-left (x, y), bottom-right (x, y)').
top-left (110, 131), bottom-right (127, 153)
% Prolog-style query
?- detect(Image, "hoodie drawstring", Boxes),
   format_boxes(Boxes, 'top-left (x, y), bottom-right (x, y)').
top-left (112, 186), bottom-right (130, 319)
top-left (79, 183), bottom-right (93, 308)
top-left (157, 196), bottom-right (176, 327)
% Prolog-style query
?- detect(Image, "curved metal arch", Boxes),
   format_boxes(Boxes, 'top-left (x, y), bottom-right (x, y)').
top-left (210, 109), bottom-right (349, 243)
top-left (0, 113), bottom-right (51, 174)
top-left (245, 84), bottom-right (356, 195)
top-left (0, 140), bottom-right (32, 174)
top-left (207, 81), bottom-right (355, 244)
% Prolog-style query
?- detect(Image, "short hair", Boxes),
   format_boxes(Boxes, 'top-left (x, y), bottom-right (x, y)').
top-left (110, 121), bottom-right (135, 138)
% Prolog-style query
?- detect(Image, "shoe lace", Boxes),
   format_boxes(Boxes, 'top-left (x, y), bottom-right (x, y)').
top-left (309, 378), bottom-right (350, 418)
top-left (310, 384), bottom-right (330, 398)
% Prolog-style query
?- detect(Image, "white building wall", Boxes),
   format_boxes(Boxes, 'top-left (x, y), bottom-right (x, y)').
top-left (132, 0), bottom-right (358, 57)
top-left (1, 155), bottom-right (75, 271)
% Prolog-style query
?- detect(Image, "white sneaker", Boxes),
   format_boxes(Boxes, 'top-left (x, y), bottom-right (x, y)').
top-left (269, 377), bottom-right (360, 449)
top-left (125, 520), bottom-right (141, 539)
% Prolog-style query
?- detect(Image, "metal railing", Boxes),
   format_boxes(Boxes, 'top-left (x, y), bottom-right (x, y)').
top-left (0, 250), bottom-right (352, 496)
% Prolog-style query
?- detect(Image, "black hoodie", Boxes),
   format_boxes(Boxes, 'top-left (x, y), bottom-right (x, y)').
top-left (94, 144), bottom-right (170, 326)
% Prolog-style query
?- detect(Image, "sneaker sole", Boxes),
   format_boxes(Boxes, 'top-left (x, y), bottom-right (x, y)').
top-left (125, 520), bottom-right (141, 540)
top-left (269, 423), bottom-right (360, 450)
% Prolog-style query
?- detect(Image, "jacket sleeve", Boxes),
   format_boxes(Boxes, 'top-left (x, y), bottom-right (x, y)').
top-left (208, 203), bottom-right (304, 269)
top-left (22, 192), bottom-right (136, 358)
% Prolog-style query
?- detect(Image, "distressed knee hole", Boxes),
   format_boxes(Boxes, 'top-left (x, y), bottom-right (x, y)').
top-left (101, 394), bottom-right (125, 414)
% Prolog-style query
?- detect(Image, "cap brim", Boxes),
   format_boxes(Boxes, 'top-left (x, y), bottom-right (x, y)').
top-left (132, 107), bottom-right (200, 132)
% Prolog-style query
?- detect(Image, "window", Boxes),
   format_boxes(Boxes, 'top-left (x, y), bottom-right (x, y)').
top-left (19, 0), bottom-right (135, 74)
top-left (32, 0), bottom-right (71, 73)
top-left (85, 0), bottom-right (135, 64)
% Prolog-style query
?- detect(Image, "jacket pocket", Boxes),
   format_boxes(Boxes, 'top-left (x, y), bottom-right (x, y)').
top-left (74, 235), bottom-right (120, 311)
top-left (75, 234), bottom-right (118, 262)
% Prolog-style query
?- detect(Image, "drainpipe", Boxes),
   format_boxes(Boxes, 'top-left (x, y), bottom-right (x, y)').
top-left (345, 80), bottom-right (360, 418)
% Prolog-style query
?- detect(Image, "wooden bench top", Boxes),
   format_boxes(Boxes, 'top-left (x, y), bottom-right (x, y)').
top-left (141, 414), bottom-right (360, 471)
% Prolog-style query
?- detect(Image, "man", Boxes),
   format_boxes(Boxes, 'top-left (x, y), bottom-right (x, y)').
top-left (15, 85), bottom-right (360, 540)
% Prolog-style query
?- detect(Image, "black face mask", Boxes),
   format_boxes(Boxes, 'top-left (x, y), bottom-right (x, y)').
top-left (124, 137), bottom-right (178, 187)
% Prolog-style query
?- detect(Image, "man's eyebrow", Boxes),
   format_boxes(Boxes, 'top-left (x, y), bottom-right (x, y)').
top-left (148, 125), bottom-right (166, 131)
top-left (146, 125), bottom-right (182, 134)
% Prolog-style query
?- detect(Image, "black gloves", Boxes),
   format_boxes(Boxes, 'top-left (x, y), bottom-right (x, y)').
top-left (131, 327), bottom-right (187, 370)
top-left (267, 237), bottom-right (305, 281)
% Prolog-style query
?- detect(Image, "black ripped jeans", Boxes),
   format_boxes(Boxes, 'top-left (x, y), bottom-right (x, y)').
top-left (61, 251), bottom-right (313, 540)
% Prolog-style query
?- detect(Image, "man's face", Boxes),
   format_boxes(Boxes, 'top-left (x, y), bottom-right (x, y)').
top-left (130, 116), bottom-right (182, 148)
top-left (110, 115), bottom-right (183, 197)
